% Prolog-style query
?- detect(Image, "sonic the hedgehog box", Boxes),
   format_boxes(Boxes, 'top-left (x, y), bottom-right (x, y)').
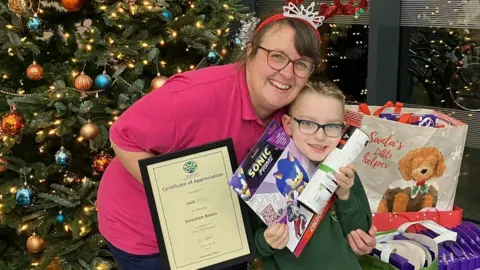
top-left (228, 120), bottom-right (333, 257)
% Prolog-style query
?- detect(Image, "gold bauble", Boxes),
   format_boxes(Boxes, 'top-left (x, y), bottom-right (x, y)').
top-left (26, 234), bottom-right (44, 253)
top-left (221, 48), bottom-right (228, 56)
top-left (80, 121), bottom-right (99, 140)
top-left (93, 153), bottom-right (113, 173)
top-left (75, 72), bottom-right (93, 92)
top-left (1, 111), bottom-right (25, 135)
top-left (150, 75), bottom-right (168, 91)
top-left (61, 0), bottom-right (85, 11)
top-left (8, 0), bottom-right (27, 14)
top-left (26, 62), bottom-right (44, 80)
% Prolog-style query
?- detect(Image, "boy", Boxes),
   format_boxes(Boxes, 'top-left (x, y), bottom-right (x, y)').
top-left (251, 81), bottom-right (372, 269)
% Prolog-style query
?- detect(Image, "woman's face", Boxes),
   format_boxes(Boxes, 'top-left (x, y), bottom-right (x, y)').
top-left (246, 24), bottom-right (310, 115)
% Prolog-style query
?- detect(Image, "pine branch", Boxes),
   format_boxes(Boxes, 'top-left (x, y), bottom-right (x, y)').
top-left (26, 202), bottom-right (59, 212)
top-left (37, 193), bottom-right (80, 208)
top-left (58, 241), bottom-right (84, 256)
top-left (78, 259), bottom-right (92, 270)
top-left (50, 183), bottom-right (75, 195)
top-left (21, 210), bottom-right (48, 222)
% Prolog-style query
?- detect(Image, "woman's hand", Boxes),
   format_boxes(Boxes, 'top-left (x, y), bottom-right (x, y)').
top-left (264, 223), bottom-right (289, 250)
top-left (347, 225), bottom-right (377, 255)
top-left (335, 164), bottom-right (356, 200)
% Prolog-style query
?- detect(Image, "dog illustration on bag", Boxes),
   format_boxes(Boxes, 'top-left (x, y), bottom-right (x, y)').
top-left (273, 152), bottom-right (309, 201)
top-left (377, 147), bottom-right (446, 213)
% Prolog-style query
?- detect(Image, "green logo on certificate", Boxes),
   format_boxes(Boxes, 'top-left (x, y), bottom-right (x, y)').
top-left (183, 161), bottom-right (198, 174)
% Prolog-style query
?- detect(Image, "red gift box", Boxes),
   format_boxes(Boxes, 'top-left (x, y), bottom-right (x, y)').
top-left (372, 206), bottom-right (463, 232)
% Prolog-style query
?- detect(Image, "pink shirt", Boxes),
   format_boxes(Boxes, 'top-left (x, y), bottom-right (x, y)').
top-left (97, 63), bottom-right (284, 255)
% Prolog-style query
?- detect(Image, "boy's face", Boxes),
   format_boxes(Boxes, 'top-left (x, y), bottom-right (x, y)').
top-left (282, 92), bottom-right (344, 163)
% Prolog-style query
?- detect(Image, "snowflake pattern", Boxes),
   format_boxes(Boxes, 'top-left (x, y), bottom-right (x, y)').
top-left (451, 145), bottom-right (462, 161)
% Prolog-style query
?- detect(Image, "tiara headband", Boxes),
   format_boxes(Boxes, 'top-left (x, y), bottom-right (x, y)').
top-left (255, 0), bottom-right (369, 40)
top-left (255, 2), bottom-right (324, 41)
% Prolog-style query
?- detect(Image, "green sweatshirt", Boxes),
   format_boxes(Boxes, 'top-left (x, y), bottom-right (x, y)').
top-left (251, 173), bottom-right (372, 270)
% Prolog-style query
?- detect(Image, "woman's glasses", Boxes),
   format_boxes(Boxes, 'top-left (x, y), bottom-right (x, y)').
top-left (291, 116), bottom-right (345, 137)
top-left (258, 46), bottom-right (315, 78)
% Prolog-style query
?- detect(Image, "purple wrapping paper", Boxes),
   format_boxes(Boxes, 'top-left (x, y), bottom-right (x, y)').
top-left (378, 113), bottom-right (438, 127)
top-left (371, 247), bottom-right (414, 270)
top-left (452, 227), bottom-right (480, 269)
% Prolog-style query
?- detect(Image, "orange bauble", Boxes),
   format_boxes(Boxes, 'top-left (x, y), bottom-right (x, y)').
top-left (26, 62), bottom-right (44, 80)
top-left (93, 153), bottom-right (113, 173)
top-left (26, 234), bottom-right (44, 253)
top-left (75, 72), bottom-right (93, 91)
top-left (61, 0), bottom-right (85, 11)
top-left (1, 111), bottom-right (25, 135)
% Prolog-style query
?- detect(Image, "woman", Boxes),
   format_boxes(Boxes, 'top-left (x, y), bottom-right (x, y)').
top-left (97, 6), bottom-right (377, 269)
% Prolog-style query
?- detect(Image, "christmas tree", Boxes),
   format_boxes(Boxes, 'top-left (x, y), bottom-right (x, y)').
top-left (0, 0), bottom-right (248, 269)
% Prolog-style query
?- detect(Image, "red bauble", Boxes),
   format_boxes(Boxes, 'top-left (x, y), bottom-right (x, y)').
top-left (1, 111), bottom-right (25, 135)
top-left (92, 153), bottom-right (113, 173)
top-left (61, 0), bottom-right (85, 11)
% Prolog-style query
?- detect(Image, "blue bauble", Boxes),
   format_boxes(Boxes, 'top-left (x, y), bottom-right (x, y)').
top-left (94, 73), bottom-right (112, 89)
top-left (162, 10), bottom-right (172, 20)
top-left (206, 50), bottom-right (220, 64)
top-left (55, 146), bottom-right (72, 166)
top-left (56, 213), bottom-right (65, 224)
top-left (15, 186), bottom-right (36, 207)
top-left (27, 16), bottom-right (41, 31)
top-left (235, 37), bottom-right (241, 46)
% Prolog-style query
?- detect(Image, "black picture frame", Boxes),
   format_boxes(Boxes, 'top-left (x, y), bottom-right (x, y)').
top-left (139, 138), bottom-right (256, 270)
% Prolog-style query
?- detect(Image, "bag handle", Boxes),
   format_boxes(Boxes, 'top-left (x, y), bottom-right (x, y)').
top-left (358, 101), bottom-right (403, 116)
top-left (397, 220), bottom-right (457, 244)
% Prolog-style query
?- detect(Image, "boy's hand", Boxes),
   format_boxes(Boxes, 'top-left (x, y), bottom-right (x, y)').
top-left (335, 164), bottom-right (356, 200)
top-left (264, 223), bottom-right (289, 250)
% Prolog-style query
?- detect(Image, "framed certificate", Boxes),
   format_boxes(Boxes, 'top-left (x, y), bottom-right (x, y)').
top-left (139, 138), bottom-right (255, 270)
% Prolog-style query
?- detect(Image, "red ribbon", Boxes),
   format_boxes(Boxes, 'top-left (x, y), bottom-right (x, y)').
top-left (416, 180), bottom-right (426, 187)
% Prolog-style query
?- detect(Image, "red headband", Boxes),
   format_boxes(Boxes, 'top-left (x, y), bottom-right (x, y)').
top-left (255, 14), bottom-right (322, 42)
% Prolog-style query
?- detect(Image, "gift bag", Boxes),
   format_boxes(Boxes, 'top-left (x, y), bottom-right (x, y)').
top-left (345, 102), bottom-right (468, 213)
top-left (372, 206), bottom-right (463, 232)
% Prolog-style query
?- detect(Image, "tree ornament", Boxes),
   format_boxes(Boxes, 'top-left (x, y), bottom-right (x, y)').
top-left (26, 233), bottom-right (44, 253)
top-left (1, 106), bottom-right (25, 135)
top-left (27, 13), bottom-right (41, 31)
top-left (8, 0), bottom-right (27, 14)
top-left (56, 210), bottom-right (65, 224)
top-left (54, 146), bottom-right (72, 166)
top-left (26, 61), bottom-right (44, 80)
top-left (15, 185), bottom-right (36, 207)
top-left (46, 257), bottom-right (61, 270)
top-left (0, 158), bottom-right (8, 173)
top-left (205, 50), bottom-right (220, 64)
top-left (221, 48), bottom-right (228, 56)
top-left (75, 72), bottom-right (93, 91)
top-left (80, 121), bottom-right (99, 140)
top-left (94, 71), bottom-right (112, 89)
top-left (92, 152), bottom-right (113, 173)
top-left (150, 73), bottom-right (168, 91)
top-left (162, 9), bottom-right (172, 20)
top-left (60, 0), bottom-right (85, 11)
top-left (63, 171), bottom-right (81, 186)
